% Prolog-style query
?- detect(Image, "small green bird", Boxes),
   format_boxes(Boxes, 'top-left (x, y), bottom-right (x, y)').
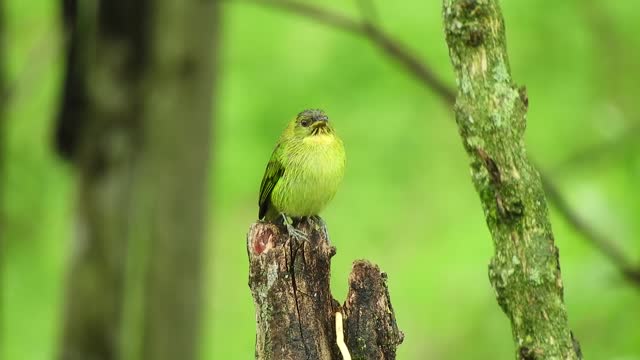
top-left (258, 109), bottom-right (346, 238)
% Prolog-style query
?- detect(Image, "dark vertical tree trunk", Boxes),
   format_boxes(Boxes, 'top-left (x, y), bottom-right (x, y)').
top-left (125, 2), bottom-right (219, 359)
top-left (56, 1), bottom-right (219, 359)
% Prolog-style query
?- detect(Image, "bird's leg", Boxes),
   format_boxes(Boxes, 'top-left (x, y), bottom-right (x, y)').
top-left (280, 213), bottom-right (308, 241)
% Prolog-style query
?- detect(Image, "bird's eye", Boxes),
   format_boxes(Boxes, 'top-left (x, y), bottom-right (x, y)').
top-left (300, 119), bottom-right (311, 127)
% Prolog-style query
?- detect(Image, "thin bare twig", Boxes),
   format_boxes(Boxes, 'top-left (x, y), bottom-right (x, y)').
top-left (541, 174), bottom-right (640, 285)
top-left (235, 0), bottom-right (456, 104)
top-left (232, 0), bottom-right (640, 287)
top-left (554, 123), bottom-right (640, 172)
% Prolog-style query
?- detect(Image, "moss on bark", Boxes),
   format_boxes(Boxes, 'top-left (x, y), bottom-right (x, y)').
top-left (442, 1), bottom-right (581, 359)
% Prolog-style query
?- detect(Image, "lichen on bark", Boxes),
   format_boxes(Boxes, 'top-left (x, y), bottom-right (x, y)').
top-left (442, 0), bottom-right (581, 358)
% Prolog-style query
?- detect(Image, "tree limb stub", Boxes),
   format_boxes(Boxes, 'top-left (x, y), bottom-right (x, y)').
top-left (344, 261), bottom-right (404, 360)
top-left (442, 0), bottom-right (581, 359)
top-left (247, 220), bottom-right (403, 360)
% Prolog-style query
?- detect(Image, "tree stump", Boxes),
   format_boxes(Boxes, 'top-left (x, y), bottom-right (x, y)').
top-left (247, 219), bottom-right (403, 360)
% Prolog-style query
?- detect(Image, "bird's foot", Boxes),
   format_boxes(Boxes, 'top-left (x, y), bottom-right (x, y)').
top-left (280, 213), bottom-right (308, 241)
top-left (286, 223), bottom-right (308, 241)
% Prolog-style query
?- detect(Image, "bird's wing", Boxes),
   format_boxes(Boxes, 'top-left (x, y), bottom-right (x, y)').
top-left (258, 147), bottom-right (285, 219)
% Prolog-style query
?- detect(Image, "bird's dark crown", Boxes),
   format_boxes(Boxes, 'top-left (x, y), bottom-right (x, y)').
top-left (297, 109), bottom-right (328, 123)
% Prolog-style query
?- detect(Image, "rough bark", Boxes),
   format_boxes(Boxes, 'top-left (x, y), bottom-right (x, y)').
top-left (442, 1), bottom-right (581, 359)
top-left (343, 261), bottom-right (404, 360)
top-left (248, 220), bottom-right (403, 360)
top-left (56, 1), bottom-right (218, 360)
top-left (248, 221), bottom-right (338, 359)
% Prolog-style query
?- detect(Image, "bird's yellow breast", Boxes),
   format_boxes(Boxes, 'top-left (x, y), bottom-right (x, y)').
top-left (270, 133), bottom-right (345, 217)
top-left (303, 134), bottom-right (335, 145)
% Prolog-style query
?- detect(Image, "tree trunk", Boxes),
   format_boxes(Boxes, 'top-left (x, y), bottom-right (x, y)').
top-left (56, 1), bottom-right (219, 360)
top-left (247, 220), bottom-right (404, 360)
top-left (442, 1), bottom-right (582, 359)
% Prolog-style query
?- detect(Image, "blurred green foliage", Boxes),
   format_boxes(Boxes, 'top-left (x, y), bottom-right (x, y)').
top-left (2, 0), bottom-right (639, 359)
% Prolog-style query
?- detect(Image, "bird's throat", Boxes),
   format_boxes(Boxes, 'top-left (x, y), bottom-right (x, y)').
top-left (303, 133), bottom-right (335, 145)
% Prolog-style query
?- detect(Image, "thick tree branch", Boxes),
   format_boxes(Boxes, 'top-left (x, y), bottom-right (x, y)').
top-left (247, 220), bottom-right (403, 359)
top-left (442, 0), bottom-right (580, 358)
top-left (233, 0), bottom-right (640, 288)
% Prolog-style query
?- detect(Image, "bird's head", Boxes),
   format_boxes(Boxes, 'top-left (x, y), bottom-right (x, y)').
top-left (290, 109), bottom-right (334, 139)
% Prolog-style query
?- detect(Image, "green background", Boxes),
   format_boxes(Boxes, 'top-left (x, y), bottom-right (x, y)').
top-left (3, 0), bottom-right (639, 359)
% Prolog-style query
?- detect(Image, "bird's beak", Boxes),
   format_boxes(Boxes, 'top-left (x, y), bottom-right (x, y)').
top-left (311, 120), bottom-right (327, 129)
top-left (310, 120), bottom-right (328, 135)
